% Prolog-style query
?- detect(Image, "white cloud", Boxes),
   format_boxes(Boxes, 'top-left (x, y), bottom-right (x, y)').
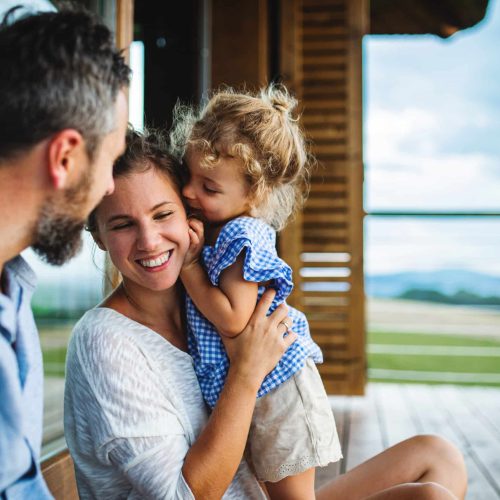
top-left (365, 219), bottom-right (500, 275)
top-left (365, 107), bottom-right (500, 209)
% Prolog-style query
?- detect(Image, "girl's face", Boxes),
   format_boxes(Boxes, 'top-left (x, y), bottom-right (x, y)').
top-left (93, 168), bottom-right (190, 292)
top-left (182, 148), bottom-right (253, 224)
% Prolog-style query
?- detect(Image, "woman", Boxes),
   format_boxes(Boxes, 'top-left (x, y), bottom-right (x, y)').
top-left (64, 128), bottom-right (467, 500)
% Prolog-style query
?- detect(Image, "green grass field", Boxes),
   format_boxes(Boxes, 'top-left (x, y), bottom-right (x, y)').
top-left (43, 347), bottom-right (67, 377)
top-left (368, 331), bottom-right (500, 386)
top-left (43, 330), bottom-right (500, 386)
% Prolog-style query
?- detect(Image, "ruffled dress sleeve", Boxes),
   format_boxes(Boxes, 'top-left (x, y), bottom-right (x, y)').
top-left (202, 217), bottom-right (293, 307)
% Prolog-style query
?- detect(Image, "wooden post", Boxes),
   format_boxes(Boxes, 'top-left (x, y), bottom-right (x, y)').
top-left (116, 0), bottom-right (134, 59)
top-left (211, 0), bottom-right (268, 88)
top-left (278, 0), bottom-right (304, 309)
top-left (103, 0), bottom-right (134, 296)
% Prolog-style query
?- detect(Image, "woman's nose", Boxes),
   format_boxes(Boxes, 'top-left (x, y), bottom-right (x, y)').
top-left (137, 224), bottom-right (161, 251)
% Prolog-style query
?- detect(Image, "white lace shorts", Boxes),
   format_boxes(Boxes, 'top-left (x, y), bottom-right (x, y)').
top-left (246, 358), bottom-right (342, 483)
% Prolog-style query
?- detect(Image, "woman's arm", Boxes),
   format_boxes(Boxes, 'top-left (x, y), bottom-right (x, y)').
top-left (180, 219), bottom-right (258, 337)
top-left (182, 289), bottom-right (296, 499)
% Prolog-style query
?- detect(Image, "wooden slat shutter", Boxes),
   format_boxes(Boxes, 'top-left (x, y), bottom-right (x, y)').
top-left (280, 0), bottom-right (367, 395)
top-left (210, 0), bottom-right (367, 395)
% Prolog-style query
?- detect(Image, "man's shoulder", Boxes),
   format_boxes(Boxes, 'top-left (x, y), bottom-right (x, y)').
top-left (4, 254), bottom-right (37, 290)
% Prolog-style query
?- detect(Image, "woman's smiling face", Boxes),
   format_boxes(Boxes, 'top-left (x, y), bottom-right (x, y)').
top-left (93, 167), bottom-right (190, 292)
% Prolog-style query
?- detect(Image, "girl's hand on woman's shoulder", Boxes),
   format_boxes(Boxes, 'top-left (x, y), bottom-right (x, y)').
top-left (221, 288), bottom-right (297, 390)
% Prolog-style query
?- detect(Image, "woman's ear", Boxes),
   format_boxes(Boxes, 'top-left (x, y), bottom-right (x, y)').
top-left (92, 232), bottom-right (107, 251)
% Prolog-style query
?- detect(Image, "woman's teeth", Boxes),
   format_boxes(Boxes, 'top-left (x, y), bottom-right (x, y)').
top-left (139, 251), bottom-right (171, 268)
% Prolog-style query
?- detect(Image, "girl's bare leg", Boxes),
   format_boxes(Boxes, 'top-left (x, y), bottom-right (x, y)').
top-left (265, 467), bottom-right (315, 500)
top-left (316, 435), bottom-right (467, 500)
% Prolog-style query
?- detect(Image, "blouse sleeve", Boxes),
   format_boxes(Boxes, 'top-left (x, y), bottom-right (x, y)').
top-left (204, 217), bottom-right (294, 306)
top-left (72, 322), bottom-right (195, 500)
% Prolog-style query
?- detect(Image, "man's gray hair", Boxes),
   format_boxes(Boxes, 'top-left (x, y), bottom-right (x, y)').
top-left (0, 6), bottom-right (130, 161)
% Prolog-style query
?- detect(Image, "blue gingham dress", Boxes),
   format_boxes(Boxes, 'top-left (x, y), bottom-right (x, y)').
top-left (186, 216), bottom-right (323, 409)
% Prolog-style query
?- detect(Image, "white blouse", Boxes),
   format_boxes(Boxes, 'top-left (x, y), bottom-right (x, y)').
top-left (64, 307), bottom-right (265, 499)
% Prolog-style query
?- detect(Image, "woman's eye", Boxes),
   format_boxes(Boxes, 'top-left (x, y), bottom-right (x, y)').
top-left (155, 211), bottom-right (173, 220)
top-left (110, 222), bottom-right (131, 231)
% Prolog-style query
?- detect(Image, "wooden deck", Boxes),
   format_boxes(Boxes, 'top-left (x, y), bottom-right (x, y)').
top-left (316, 383), bottom-right (500, 499)
top-left (43, 381), bottom-right (500, 498)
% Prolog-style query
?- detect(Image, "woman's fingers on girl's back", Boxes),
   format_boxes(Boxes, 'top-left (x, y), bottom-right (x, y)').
top-left (251, 288), bottom-right (277, 322)
top-left (269, 302), bottom-right (289, 326)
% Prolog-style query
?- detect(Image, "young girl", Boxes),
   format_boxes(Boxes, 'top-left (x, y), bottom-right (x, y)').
top-left (173, 85), bottom-right (342, 499)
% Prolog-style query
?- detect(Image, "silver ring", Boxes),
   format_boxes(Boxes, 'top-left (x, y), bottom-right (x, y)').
top-left (280, 320), bottom-right (291, 334)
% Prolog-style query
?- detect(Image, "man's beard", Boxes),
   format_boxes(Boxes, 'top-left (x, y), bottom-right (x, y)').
top-left (32, 170), bottom-right (93, 266)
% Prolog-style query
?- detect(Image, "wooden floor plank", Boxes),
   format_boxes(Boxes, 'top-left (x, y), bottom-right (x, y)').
top-left (459, 387), bottom-right (500, 439)
top-left (373, 383), bottom-right (421, 447)
top-left (403, 384), bottom-right (499, 500)
top-left (436, 386), bottom-right (500, 497)
top-left (343, 386), bottom-right (385, 470)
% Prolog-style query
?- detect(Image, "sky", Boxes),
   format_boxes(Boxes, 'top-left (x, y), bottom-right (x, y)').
top-left (22, 0), bottom-right (500, 299)
top-left (364, 0), bottom-right (500, 275)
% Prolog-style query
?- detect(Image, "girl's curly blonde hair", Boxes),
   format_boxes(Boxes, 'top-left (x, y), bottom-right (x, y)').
top-left (170, 84), bottom-right (312, 231)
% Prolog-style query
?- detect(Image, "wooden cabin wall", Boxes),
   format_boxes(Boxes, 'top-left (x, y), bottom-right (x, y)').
top-left (210, 0), bottom-right (367, 395)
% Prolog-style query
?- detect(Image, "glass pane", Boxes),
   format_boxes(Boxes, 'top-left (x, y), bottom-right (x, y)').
top-left (23, 233), bottom-right (105, 457)
top-left (365, 217), bottom-right (500, 386)
top-left (364, 0), bottom-right (500, 212)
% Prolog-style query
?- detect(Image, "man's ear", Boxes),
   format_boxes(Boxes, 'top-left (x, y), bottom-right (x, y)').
top-left (47, 129), bottom-right (85, 190)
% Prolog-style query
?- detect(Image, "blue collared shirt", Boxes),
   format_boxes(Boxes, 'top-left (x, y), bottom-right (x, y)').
top-left (0, 256), bottom-right (52, 499)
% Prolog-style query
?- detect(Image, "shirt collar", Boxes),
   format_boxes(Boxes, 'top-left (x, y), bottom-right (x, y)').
top-left (0, 255), bottom-right (37, 343)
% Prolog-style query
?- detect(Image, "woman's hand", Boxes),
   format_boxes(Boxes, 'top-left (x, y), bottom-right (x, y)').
top-left (182, 218), bottom-right (204, 270)
top-left (221, 288), bottom-right (297, 391)
top-left (183, 288), bottom-right (297, 499)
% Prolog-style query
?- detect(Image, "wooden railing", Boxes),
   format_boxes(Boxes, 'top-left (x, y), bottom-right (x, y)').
top-left (42, 449), bottom-right (78, 500)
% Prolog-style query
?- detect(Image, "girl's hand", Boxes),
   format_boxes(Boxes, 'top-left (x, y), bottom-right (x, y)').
top-left (221, 289), bottom-right (297, 390)
top-left (183, 218), bottom-right (205, 270)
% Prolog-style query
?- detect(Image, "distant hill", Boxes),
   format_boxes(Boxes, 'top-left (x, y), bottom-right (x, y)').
top-left (365, 269), bottom-right (500, 298)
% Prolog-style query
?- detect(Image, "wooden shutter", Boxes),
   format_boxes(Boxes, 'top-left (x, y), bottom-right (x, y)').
top-left (210, 0), bottom-right (367, 395)
top-left (280, 0), bottom-right (367, 395)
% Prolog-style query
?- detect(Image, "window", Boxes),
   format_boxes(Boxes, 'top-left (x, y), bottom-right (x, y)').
top-left (364, 0), bottom-right (500, 386)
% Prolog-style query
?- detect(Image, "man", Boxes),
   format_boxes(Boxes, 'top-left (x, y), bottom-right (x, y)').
top-left (0, 6), bottom-right (130, 498)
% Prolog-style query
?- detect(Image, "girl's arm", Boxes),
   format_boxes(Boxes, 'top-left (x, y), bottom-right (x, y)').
top-left (180, 219), bottom-right (258, 337)
top-left (182, 289), bottom-right (296, 499)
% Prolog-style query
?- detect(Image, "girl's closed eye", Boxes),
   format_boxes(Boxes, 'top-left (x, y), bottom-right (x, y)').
top-left (203, 184), bottom-right (220, 194)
